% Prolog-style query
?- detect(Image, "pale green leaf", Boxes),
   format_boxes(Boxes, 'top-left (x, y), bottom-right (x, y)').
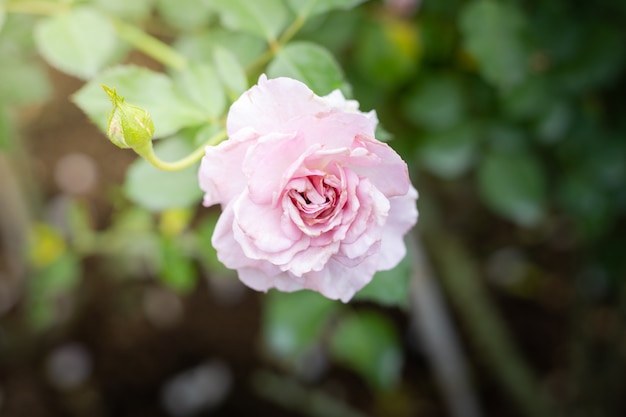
top-left (175, 29), bottom-right (266, 67)
top-left (286, 0), bottom-right (365, 18)
top-left (267, 41), bottom-right (344, 95)
top-left (477, 151), bottom-right (547, 226)
top-left (213, 46), bottom-right (248, 98)
top-left (263, 290), bottom-right (341, 359)
top-left (330, 311), bottom-right (403, 390)
top-left (124, 136), bottom-right (204, 211)
top-left (73, 66), bottom-right (207, 138)
top-left (156, 0), bottom-right (215, 31)
top-left (211, 0), bottom-right (289, 41)
top-left (92, 0), bottom-right (154, 21)
top-left (0, 58), bottom-right (52, 105)
top-left (172, 62), bottom-right (226, 120)
top-left (34, 7), bottom-right (117, 79)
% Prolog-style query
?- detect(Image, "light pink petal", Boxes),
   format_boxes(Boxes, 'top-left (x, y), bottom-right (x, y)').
top-left (377, 185), bottom-right (418, 270)
top-left (348, 135), bottom-right (411, 198)
top-left (199, 137), bottom-right (254, 207)
top-left (282, 112), bottom-right (377, 149)
top-left (303, 255), bottom-right (380, 302)
top-left (238, 267), bottom-right (305, 293)
top-left (243, 132), bottom-right (306, 205)
top-left (278, 241), bottom-right (340, 277)
top-left (227, 75), bottom-right (330, 136)
top-left (340, 179), bottom-right (389, 259)
top-left (232, 191), bottom-right (311, 264)
top-left (322, 89), bottom-right (379, 126)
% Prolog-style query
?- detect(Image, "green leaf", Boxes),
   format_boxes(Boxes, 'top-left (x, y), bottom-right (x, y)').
top-left (286, 0), bottom-right (365, 18)
top-left (175, 29), bottom-right (266, 67)
top-left (195, 213), bottom-right (233, 276)
top-left (403, 74), bottom-right (465, 131)
top-left (92, 0), bottom-right (154, 22)
top-left (172, 62), bottom-right (226, 120)
top-left (330, 311), bottom-right (403, 390)
top-left (34, 7), bottom-right (117, 79)
top-left (418, 123), bottom-right (479, 180)
top-left (156, 0), bottom-right (215, 31)
top-left (211, 0), bottom-right (289, 41)
top-left (0, 106), bottom-right (15, 151)
top-left (124, 135), bottom-right (204, 211)
top-left (263, 290), bottom-right (341, 359)
top-left (477, 151), bottom-right (547, 226)
top-left (27, 251), bottom-right (81, 330)
top-left (459, 0), bottom-right (529, 89)
top-left (268, 41), bottom-right (344, 95)
top-left (159, 236), bottom-right (197, 293)
top-left (0, 0), bottom-right (6, 33)
top-left (354, 255), bottom-right (411, 308)
top-left (73, 65), bottom-right (206, 138)
top-left (0, 58), bottom-right (52, 105)
top-left (213, 46), bottom-right (248, 98)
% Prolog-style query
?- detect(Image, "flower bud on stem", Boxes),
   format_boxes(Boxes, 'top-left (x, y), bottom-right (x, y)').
top-left (102, 85), bottom-right (227, 172)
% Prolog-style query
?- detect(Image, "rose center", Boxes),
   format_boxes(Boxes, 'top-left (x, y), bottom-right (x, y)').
top-left (287, 175), bottom-right (341, 225)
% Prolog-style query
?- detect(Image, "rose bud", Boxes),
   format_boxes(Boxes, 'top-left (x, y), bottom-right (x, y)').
top-left (103, 85), bottom-right (154, 149)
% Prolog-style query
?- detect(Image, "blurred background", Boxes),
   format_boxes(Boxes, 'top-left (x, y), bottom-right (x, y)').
top-left (1, 0), bottom-right (625, 416)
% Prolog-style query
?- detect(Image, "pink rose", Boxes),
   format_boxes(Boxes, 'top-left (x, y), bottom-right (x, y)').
top-left (199, 75), bottom-right (418, 302)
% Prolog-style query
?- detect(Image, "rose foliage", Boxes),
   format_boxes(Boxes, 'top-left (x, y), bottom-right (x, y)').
top-left (199, 75), bottom-right (418, 302)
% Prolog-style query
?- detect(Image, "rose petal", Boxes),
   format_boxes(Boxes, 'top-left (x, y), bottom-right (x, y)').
top-left (227, 75), bottom-right (330, 137)
top-left (199, 137), bottom-right (255, 207)
top-left (377, 185), bottom-right (418, 270)
top-left (303, 255), bottom-right (380, 302)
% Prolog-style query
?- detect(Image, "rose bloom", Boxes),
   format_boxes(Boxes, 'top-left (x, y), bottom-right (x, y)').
top-left (199, 75), bottom-right (418, 302)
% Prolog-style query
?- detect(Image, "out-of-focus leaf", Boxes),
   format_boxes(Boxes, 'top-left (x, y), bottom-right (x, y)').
top-left (354, 17), bottom-right (419, 89)
top-left (268, 41), bottom-right (344, 95)
top-left (92, 0), bottom-right (154, 22)
top-left (27, 251), bottom-right (81, 330)
top-left (0, 58), bottom-right (52, 106)
top-left (330, 311), bottom-right (403, 390)
top-left (124, 136), bottom-right (204, 211)
top-left (175, 29), bottom-right (266, 67)
top-left (534, 101), bottom-right (572, 144)
top-left (34, 7), bottom-right (117, 79)
top-left (73, 66), bottom-right (206, 138)
top-left (418, 123), bottom-right (479, 179)
top-left (354, 255), bottom-right (411, 308)
top-left (156, 0), bottom-right (214, 31)
top-left (0, 0), bottom-right (6, 32)
top-left (195, 213), bottom-right (233, 276)
top-left (213, 46), bottom-right (248, 98)
top-left (172, 62), bottom-right (226, 120)
top-left (477, 151), bottom-right (547, 226)
top-left (159, 236), bottom-right (196, 293)
top-left (459, 0), bottom-right (528, 89)
top-left (211, 0), bottom-right (289, 41)
top-left (403, 74), bottom-right (465, 131)
top-left (263, 290), bottom-right (341, 359)
top-left (286, 0), bottom-right (365, 18)
top-left (0, 106), bottom-right (15, 150)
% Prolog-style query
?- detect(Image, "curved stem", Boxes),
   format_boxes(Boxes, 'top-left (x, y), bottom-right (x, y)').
top-left (112, 18), bottom-right (188, 70)
top-left (135, 129), bottom-right (227, 172)
top-left (246, 15), bottom-right (306, 75)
